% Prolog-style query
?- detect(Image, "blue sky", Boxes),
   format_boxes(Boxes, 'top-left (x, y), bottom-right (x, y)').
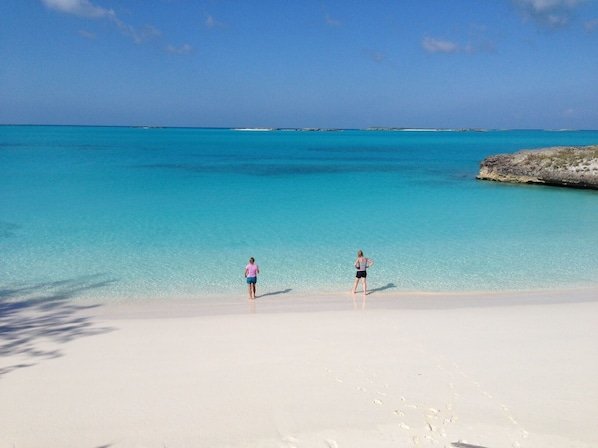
top-left (2, 0), bottom-right (597, 129)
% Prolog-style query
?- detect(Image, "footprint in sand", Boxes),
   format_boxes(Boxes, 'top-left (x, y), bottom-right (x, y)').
top-left (425, 420), bottom-right (436, 432)
top-left (280, 435), bottom-right (299, 448)
top-left (424, 435), bottom-right (439, 445)
top-left (324, 369), bottom-right (344, 384)
top-left (398, 395), bottom-right (418, 409)
top-left (427, 408), bottom-right (440, 416)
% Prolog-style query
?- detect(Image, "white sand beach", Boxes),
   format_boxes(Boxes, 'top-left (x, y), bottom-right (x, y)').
top-left (1, 289), bottom-right (597, 448)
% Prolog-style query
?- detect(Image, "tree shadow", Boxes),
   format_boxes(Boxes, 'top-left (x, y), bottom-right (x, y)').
top-left (0, 274), bottom-right (116, 378)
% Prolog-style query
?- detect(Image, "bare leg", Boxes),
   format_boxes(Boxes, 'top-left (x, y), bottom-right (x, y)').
top-left (363, 277), bottom-right (367, 296)
top-left (248, 284), bottom-right (253, 299)
top-left (252, 283), bottom-right (257, 299)
top-left (351, 277), bottom-right (359, 293)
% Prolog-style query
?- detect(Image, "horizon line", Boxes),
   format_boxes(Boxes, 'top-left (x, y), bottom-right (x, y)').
top-left (2, 124), bottom-right (597, 132)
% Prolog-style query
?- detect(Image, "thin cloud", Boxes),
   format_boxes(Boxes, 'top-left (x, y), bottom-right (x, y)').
top-left (563, 108), bottom-right (576, 117)
top-left (41, 0), bottom-right (161, 44)
top-left (516, 0), bottom-right (585, 11)
top-left (422, 28), bottom-right (496, 55)
top-left (422, 37), bottom-right (460, 54)
top-left (117, 23), bottom-right (162, 44)
top-left (325, 14), bottom-right (342, 27)
top-left (363, 48), bottom-right (387, 63)
top-left (78, 29), bottom-right (97, 39)
top-left (165, 44), bottom-right (193, 55)
top-left (205, 15), bottom-right (227, 29)
top-left (584, 18), bottom-right (598, 32)
top-left (511, 0), bottom-right (587, 28)
top-left (470, 23), bottom-right (488, 32)
top-left (41, 0), bottom-right (113, 19)
top-left (466, 23), bottom-right (497, 54)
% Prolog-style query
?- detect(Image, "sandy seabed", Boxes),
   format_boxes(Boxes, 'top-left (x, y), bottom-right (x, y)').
top-left (1, 288), bottom-right (597, 448)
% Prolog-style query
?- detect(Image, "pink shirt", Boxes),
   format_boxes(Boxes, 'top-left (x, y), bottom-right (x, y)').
top-left (245, 264), bottom-right (259, 277)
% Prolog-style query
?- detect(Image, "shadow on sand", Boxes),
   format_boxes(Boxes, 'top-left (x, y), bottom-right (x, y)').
top-left (0, 274), bottom-right (116, 378)
top-left (257, 288), bottom-right (292, 298)
top-left (368, 282), bottom-right (397, 293)
top-left (451, 442), bottom-right (490, 448)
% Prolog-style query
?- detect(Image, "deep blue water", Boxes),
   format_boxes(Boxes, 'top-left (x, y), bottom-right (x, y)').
top-left (1, 126), bottom-right (597, 302)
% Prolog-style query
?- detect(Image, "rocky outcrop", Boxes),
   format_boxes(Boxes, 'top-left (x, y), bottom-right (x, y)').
top-left (477, 145), bottom-right (598, 189)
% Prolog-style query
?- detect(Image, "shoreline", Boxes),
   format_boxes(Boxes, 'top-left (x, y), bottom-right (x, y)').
top-left (80, 286), bottom-right (598, 319)
top-left (2, 288), bottom-right (597, 447)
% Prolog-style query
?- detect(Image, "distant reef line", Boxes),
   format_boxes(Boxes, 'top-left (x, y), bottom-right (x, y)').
top-left (3, 124), bottom-right (594, 132)
top-left (229, 127), bottom-right (496, 132)
top-left (213, 127), bottom-right (592, 132)
top-left (477, 145), bottom-right (598, 190)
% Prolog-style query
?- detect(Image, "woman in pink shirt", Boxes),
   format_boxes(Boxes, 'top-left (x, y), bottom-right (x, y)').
top-left (244, 257), bottom-right (260, 299)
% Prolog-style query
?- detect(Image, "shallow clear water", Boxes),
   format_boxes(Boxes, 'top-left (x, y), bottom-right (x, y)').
top-left (1, 126), bottom-right (597, 302)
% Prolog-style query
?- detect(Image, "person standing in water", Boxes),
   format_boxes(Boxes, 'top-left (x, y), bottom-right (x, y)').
top-left (244, 257), bottom-right (260, 299)
top-left (351, 250), bottom-right (374, 295)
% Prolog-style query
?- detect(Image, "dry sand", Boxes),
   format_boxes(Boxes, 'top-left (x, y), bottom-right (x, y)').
top-left (1, 289), bottom-right (597, 448)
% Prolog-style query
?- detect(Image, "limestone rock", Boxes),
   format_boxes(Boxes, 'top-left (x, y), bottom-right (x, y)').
top-left (477, 145), bottom-right (598, 189)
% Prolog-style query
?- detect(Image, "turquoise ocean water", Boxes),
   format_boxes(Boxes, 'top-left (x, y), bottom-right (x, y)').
top-left (1, 126), bottom-right (597, 303)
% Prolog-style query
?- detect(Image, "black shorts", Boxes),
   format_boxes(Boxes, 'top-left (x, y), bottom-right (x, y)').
top-left (356, 270), bottom-right (367, 278)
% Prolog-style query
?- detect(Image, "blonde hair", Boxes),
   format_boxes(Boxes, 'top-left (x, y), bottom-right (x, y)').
top-left (357, 250), bottom-right (363, 257)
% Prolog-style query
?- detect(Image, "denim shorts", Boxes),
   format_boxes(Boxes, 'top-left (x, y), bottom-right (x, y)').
top-left (246, 276), bottom-right (257, 284)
